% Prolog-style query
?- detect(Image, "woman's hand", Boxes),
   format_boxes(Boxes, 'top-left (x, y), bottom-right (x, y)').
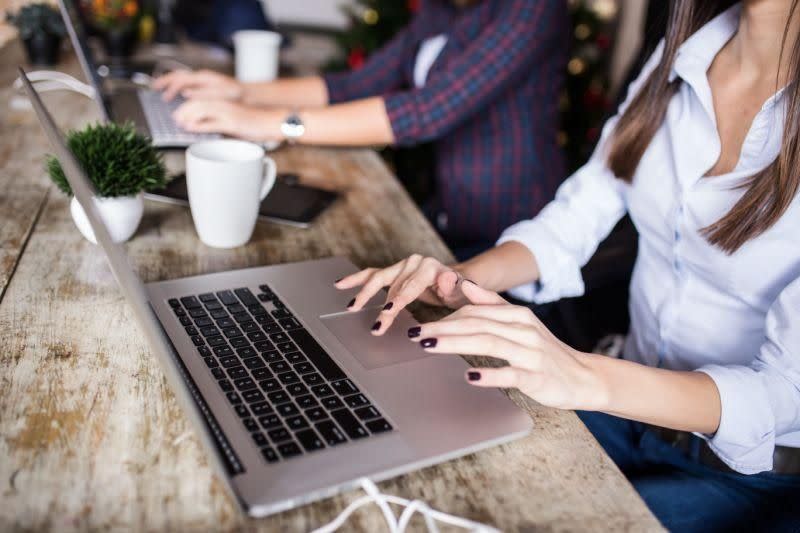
top-left (152, 69), bottom-right (243, 102)
top-left (335, 255), bottom-right (471, 336)
top-left (411, 280), bottom-right (608, 411)
top-left (172, 100), bottom-right (284, 142)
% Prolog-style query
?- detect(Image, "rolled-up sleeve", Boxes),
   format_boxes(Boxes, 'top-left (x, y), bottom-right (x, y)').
top-left (384, 0), bottom-right (566, 145)
top-left (496, 42), bottom-right (665, 303)
top-left (696, 275), bottom-right (800, 474)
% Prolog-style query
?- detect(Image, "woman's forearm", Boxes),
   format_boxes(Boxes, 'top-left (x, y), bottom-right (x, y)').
top-left (587, 354), bottom-right (722, 434)
top-left (457, 241), bottom-right (541, 293)
top-left (294, 97), bottom-right (395, 146)
top-left (241, 76), bottom-right (329, 108)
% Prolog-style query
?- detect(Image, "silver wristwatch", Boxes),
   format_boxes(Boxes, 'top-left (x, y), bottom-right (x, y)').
top-left (280, 112), bottom-right (305, 142)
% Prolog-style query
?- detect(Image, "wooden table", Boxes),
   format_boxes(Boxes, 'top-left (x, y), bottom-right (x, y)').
top-left (0, 40), bottom-right (661, 532)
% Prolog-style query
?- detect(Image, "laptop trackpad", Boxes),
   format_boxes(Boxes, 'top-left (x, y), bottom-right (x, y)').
top-left (320, 310), bottom-right (429, 370)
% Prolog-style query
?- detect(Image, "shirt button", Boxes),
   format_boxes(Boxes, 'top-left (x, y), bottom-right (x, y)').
top-left (674, 259), bottom-right (681, 272)
top-left (674, 230), bottom-right (680, 241)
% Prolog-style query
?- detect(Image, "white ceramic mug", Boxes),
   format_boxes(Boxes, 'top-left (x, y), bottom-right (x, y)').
top-left (186, 139), bottom-right (276, 248)
top-left (232, 30), bottom-right (282, 82)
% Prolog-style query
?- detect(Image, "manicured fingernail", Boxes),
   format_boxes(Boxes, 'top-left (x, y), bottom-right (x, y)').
top-left (467, 371), bottom-right (481, 381)
top-left (347, 298), bottom-right (355, 308)
top-left (420, 338), bottom-right (437, 348)
top-left (383, 302), bottom-right (393, 311)
top-left (407, 326), bottom-right (421, 338)
top-left (371, 321), bottom-right (381, 331)
top-left (335, 278), bottom-right (343, 284)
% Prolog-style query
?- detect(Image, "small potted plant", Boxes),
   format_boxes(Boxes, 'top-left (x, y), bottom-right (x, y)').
top-left (83, 0), bottom-right (140, 59)
top-left (6, 3), bottom-right (67, 66)
top-left (46, 122), bottom-right (167, 244)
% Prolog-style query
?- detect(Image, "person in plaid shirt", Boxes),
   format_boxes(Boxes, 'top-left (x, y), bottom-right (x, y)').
top-left (156, 0), bottom-right (568, 257)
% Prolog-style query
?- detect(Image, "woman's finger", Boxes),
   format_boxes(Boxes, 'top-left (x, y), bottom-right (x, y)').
top-left (334, 268), bottom-right (378, 290)
top-left (419, 333), bottom-right (539, 369)
top-left (461, 279), bottom-right (507, 305)
top-left (464, 366), bottom-right (541, 390)
top-left (348, 261), bottom-right (406, 311)
top-left (443, 302), bottom-right (540, 327)
top-left (410, 316), bottom-right (541, 354)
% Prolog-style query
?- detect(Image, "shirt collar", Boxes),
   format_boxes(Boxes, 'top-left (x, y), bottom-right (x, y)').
top-left (668, 3), bottom-right (742, 84)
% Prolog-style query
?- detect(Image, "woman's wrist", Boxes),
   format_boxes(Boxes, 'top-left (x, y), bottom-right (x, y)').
top-left (578, 352), bottom-right (613, 412)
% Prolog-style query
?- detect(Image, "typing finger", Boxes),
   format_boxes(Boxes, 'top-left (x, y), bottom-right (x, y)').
top-left (334, 268), bottom-right (379, 290)
top-left (417, 332), bottom-right (538, 369)
top-left (347, 261), bottom-right (405, 312)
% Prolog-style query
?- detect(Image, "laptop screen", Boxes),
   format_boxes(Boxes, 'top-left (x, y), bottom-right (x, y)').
top-left (57, 0), bottom-right (109, 120)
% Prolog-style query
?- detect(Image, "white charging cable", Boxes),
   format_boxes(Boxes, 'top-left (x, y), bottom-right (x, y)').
top-left (12, 70), bottom-right (95, 99)
top-left (312, 478), bottom-right (500, 533)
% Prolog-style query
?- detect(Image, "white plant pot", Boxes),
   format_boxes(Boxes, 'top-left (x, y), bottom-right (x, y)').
top-left (70, 193), bottom-right (144, 244)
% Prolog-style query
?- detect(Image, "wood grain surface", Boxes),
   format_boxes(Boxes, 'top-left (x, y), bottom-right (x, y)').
top-left (0, 40), bottom-right (662, 532)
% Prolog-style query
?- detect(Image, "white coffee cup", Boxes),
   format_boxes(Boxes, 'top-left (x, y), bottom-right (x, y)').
top-left (186, 139), bottom-right (277, 248)
top-left (232, 30), bottom-right (282, 82)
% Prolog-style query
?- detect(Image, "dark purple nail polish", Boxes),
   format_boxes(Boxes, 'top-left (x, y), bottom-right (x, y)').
top-left (383, 302), bottom-right (394, 311)
top-left (371, 321), bottom-right (382, 331)
top-left (407, 326), bottom-right (421, 338)
top-left (347, 298), bottom-right (355, 308)
top-left (420, 338), bottom-right (437, 348)
top-left (467, 371), bottom-right (481, 382)
top-left (335, 278), bottom-right (343, 284)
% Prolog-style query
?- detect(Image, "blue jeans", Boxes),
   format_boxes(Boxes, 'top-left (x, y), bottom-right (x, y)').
top-left (577, 411), bottom-right (800, 532)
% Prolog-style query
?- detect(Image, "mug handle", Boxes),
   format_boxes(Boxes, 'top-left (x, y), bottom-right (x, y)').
top-left (260, 157), bottom-right (277, 200)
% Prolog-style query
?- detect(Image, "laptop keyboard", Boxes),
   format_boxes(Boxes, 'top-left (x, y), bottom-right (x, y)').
top-left (169, 285), bottom-right (393, 464)
top-left (137, 89), bottom-right (220, 145)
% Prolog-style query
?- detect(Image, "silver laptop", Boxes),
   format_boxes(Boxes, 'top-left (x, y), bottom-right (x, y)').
top-left (57, 0), bottom-right (219, 148)
top-left (20, 68), bottom-right (531, 517)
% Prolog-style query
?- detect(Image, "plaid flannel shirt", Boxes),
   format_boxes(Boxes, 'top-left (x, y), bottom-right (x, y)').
top-left (324, 0), bottom-right (567, 244)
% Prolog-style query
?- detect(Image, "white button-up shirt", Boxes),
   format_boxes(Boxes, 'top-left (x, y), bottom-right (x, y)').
top-left (498, 4), bottom-right (798, 475)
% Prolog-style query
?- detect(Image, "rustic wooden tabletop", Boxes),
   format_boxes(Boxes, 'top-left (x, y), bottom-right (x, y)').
top-left (0, 40), bottom-right (661, 532)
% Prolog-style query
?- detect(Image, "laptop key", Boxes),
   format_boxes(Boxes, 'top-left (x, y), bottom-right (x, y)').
top-left (269, 361), bottom-right (289, 373)
top-left (259, 414), bottom-right (282, 429)
top-left (277, 442), bottom-right (303, 458)
top-left (219, 355), bottom-right (240, 368)
top-left (190, 335), bottom-right (204, 346)
top-left (297, 395), bottom-right (319, 410)
top-left (267, 391), bottom-right (290, 404)
top-left (354, 406), bottom-right (381, 421)
top-left (259, 378), bottom-right (281, 393)
top-left (217, 290), bottom-right (238, 306)
top-left (243, 357), bottom-right (265, 369)
top-left (285, 352), bottom-right (305, 364)
top-left (258, 293), bottom-right (271, 302)
top-left (194, 316), bottom-right (213, 327)
top-left (200, 326), bottom-right (220, 337)
top-left (185, 326), bottom-right (198, 336)
top-left (251, 368), bottom-right (272, 381)
top-left (302, 372), bottom-right (324, 386)
top-left (241, 321), bottom-right (260, 333)
top-left (258, 284), bottom-right (274, 295)
top-left (315, 420), bottom-right (347, 446)
top-left (331, 379), bottom-right (359, 396)
top-left (305, 406), bottom-right (327, 421)
top-left (233, 312), bottom-right (251, 323)
top-left (238, 347), bottom-right (257, 359)
top-left (223, 327), bottom-right (243, 338)
top-left (235, 288), bottom-right (259, 306)
top-left (243, 418), bottom-right (259, 432)
top-left (272, 309), bottom-right (293, 320)
top-left (211, 367), bottom-right (225, 380)
top-left (286, 383), bottom-right (309, 397)
top-left (206, 335), bottom-right (226, 347)
top-left (294, 362), bottom-right (315, 375)
top-left (288, 328), bottom-right (347, 381)
top-left (227, 303), bottom-right (245, 314)
top-left (277, 402), bottom-right (300, 417)
top-left (248, 331), bottom-right (267, 342)
top-left (231, 337), bottom-right (249, 349)
top-left (242, 389), bottom-right (266, 403)
top-left (251, 402), bottom-right (273, 416)
top-left (180, 296), bottom-right (202, 309)
top-left (168, 298), bottom-right (180, 308)
top-left (225, 391), bottom-right (242, 405)
top-left (295, 429), bottom-right (325, 451)
top-left (216, 317), bottom-right (235, 328)
top-left (262, 322), bottom-right (281, 334)
top-left (366, 418), bottom-right (393, 434)
top-left (204, 300), bottom-right (223, 311)
top-left (173, 307), bottom-right (186, 317)
top-left (311, 384), bottom-right (334, 398)
top-left (285, 415), bottom-right (309, 431)
top-left (234, 377), bottom-right (257, 391)
top-left (279, 371), bottom-right (300, 384)
top-left (179, 316), bottom-right (193, 326)
top-left (261, 350), bottom-right (282, 363)
top-left (249, 305), bottom-right (267, 316)
top-left (331, 408), bottom-right (369, 439)
top-left (210, 309), bottom-right (229, 320)
top-left (189, 308), bottom-right (208, 319)
top-left (197, 345), bottom-right (211, 357)
top-left (213, 346), bottom-right (233, 357)
top-left (269, 332), bottom-right (289, 343)
top-left (218, 379), bottom-right (234, 392)
top-left (234, 404), bottom-right (250, 418)
top-left (199, 293), bottom-right (216, 302)
top-left (254, 340), bottom-right (275, 352)
top-left (321, 396), bottom-right (344, 410)
top-left (344, 394), bottom-right (370, 409)
top-left (255, 314), bottom-right (274, 325)
top-left (261, 447), bottom-right (279, 463)
top-left (277, 341), bottom-right (297, 353)
top-left (227, 366), bottom-right (248, 379)
top-left (268, 427), bottom-right (292, 443)
top-left (204, 357), bottom-right (219, 368)
top-left (252, 431), bottom-right (269, 447)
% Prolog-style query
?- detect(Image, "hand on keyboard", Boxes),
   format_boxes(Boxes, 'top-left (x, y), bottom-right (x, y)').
top-left (152, 69), bottom-right (243, 102)
top-left (172, 99), bottom-right (285, 143)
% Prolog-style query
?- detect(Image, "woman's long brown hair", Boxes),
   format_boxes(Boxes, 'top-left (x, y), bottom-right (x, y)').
top-left (607, 0), bottom-right (800, 254)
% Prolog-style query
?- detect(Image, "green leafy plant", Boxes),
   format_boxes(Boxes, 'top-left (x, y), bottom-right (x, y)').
top-left (46, 122), bottom-right (167, 198)
top-left (5, 3), bottom-right (67, 40)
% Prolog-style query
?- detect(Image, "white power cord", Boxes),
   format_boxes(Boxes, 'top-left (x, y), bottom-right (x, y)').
top-left (312, 478), bottom-right (500, 533)
top-left (12, 70), bottom-right (95, 99)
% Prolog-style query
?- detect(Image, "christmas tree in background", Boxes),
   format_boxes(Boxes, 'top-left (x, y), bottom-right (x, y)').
top-left (328, 0), bottom-right (620, 177)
